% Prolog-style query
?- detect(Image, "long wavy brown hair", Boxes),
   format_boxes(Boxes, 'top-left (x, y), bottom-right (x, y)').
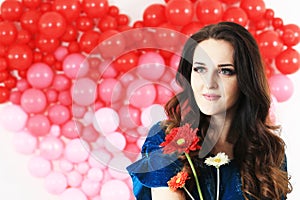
top-left (161, 22), bottom-right (292, 199)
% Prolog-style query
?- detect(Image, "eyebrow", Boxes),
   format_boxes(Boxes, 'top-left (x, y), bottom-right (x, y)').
top-left (194, 62), bottom-right (234, 68)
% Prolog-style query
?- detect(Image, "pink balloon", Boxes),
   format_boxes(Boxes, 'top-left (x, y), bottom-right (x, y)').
top-left (104, 131), bottom-right (127, 153)
top-left (61, 120), bottom-right (82, 139)
top-left (93, 107), bottom-right (120, 133)
top-left (16, 79), bottom-right (29, 91)
top-left (21, 88), bottom-right (47, 114)
top-left (27, 114), bottom-right (51, 137)
top-left (40, 136), bottom-right (64, 160)
top-left (118, 105), bottom-right (141, 130)
top-left (72, 77), bottom-right (97, 106)
top-left (60, 188), bottom-right (87, 200)
top-left (137, 52), bottom-right (165, 80)
top-left (52, 74), bottom-right (71, 91)
top-left (81, 179), bottom-right (101, 197)
top-left (54, 46), bottom-right (69, 61)
top-left (62, 53), bottom-right (89, 79)
top-left (100, 180), bottom-right (130, 200)
top-left (28, 155), bottom-right (52, 177)
top-left (127, 80), bottom-right (156, 108)
top-left (46, 89), bottom-right (58, 103)
top-left (45, 172), bottom-right (67, 195)
top-left (27, 62), bottom-right (54, 89)
top-left (107, 155), bottom-right (131, 180)
top-left (67, 170), bottom-right (83, 187)
top-left (48, 104), bottom-right (71, 125)
top-left (80, 125), bottom-right (99, 143)
top-left (64, 139), bottom-right (90, 163)
top-left (13, 130), bottom-right (37, 154)
top-left (0, 104), bottom-right (28, 132)
top-left (59, 159), bottom-right (74, 172)
top-left (87, 167), bottom-right (103, 182)
top-left (156, 84), bottom-right (174, 104)
top-left (141, 104), bottom-right (167, 128)
top-left (268, 74), bottom-right (294, 102)
top-left (169, 53), bottom-right (180, 70)
top-left (76, 162), bottom-right (90, 174)
top-left (72, 104), bottom-right (87, 118)
top-left (98, 61), bottom-right (118, 79)
top-left (58, 90), bottom-right (72, 106)
top-left (89, 149), bottom-right (112, 170)
top-left (98, 78), bottom-right (123, 103)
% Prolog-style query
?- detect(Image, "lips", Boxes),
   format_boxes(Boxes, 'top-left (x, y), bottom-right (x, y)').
top-left (203, 94), bottom-right (221, 101)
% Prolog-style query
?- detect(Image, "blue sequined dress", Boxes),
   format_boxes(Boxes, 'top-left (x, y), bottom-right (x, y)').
top-left (126, 122), bottom-right (287, 200)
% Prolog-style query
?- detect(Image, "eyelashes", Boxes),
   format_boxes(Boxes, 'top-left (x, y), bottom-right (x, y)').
top-left (192, 66), bottom-right (236, 76)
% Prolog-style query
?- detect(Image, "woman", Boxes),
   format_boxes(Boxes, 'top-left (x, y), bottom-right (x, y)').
top-left (127, 22), bottom-right (292, 200)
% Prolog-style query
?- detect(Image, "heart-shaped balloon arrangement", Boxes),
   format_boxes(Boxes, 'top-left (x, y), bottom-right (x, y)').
top-left (0, 0), bottom-right (299, 199)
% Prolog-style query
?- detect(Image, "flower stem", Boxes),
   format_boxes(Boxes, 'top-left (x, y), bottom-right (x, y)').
top-left (183, 186), bottom-right (195, 200)
top-left (185, 153), bottom-right (204, 200)
top-left (216, 168), bottom-right (220, 200)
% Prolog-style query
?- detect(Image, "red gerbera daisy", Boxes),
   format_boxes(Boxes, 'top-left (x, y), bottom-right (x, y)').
top-left (167, 171), bottom-right (190, 192)
top-left (160, 123), bottom-right (201, 154)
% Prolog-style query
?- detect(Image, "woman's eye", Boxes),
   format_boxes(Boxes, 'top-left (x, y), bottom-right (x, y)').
top-left (193, 66), bottom-right (207, 73)
top-left (218, 68), bottom-right (236, 76)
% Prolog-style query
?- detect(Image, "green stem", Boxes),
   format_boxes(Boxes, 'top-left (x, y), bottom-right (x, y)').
top-left (216, 168), bottom-right (220, 200)
top-left (185, 152), bottom-right (204, 200)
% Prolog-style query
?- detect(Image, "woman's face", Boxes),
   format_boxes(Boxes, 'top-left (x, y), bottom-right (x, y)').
top-left (191, 39), bottom-right (240, 116)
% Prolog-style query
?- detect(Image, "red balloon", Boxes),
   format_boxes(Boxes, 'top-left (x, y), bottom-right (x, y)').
top-left (0, 57), bottom-right (7, 71)
top-left (0, 70), bottom-right (8, 82)
top-left (219, 0), bottom-right (239, 4)
top-left (1, 0), bottom-right (23, 21)
top-left (36, 35), bottom-right (60, 53)
top-left (275, 48), bottom-right (299, 74)
top-left (38, 11), bottom-right (67, 39)
top-left (282, 24), bottom-right (300, 47)
top-left (222, 7), bottom-right (248, 27)
top-left (108, 5), bottom-right (119, 17)
top-left (52, 0), bottom-right (81, 22)
top-left (272, 17), bottom-right (283, 29)
top-left (264, 8), bottom-right (274, 20)
top-left (98, 15), bottom-right (118, 32)
top-left (0, 86), bottom-right (10, 103)
top-left (7, 44), bottom-right (33, 71)
top-left (4, 75), bottom-right (17, 89)
top-left (79, 30), bottom-right (100, 53)
top-left (117, 14), bottom-right (129, 26)
top-left (0, 21), bottom-right (17, 45)
top-left (196, 0), bottom-right (224, 24)
top-left (16, 29), bottom-right (32, 44)
top-left (143, 4), bottom-right (167, 27)
top-left (61, 25), bottom-right (78, 42)
top-left (113, 51), bottom-right (139, 72)
top-left (240, 0), bottom-right (266, 21)
top-left (76, 15), bottom-right (94, 32)
top-left (22, 0), bottom-right (41, 9)
top-left (82, 0), bottom-right (109, 18)
top-left (181, 22), bottom-right (203, 37)
top-left (256, 30), bottom-right (283, 59)
top-left (97, 30), bottom-right (126, 59)
top-left (155, 24), bottom-right (181, 49)
top-left (165, 0), bottom-right (193, 26)
top-left (20, 10), bottom-right (41, 33)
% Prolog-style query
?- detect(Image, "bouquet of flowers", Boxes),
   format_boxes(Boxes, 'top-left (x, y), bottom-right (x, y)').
top-left (160, 123), bottom-right (230, 200)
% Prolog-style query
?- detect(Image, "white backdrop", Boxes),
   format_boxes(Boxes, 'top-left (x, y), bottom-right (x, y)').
top-left (0, 0), bottom-right (299, 199)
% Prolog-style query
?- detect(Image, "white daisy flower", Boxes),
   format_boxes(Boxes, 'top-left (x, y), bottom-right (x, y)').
top-left (204, 152), bottom-right (230, 169)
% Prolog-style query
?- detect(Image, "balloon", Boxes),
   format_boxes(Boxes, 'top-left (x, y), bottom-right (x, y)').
top-left (240, 0), bottom-right (266, 21)
top-left (181, 22), bottom-right (203, 37)
top-left (0, 104), bottom-right (28, 132)
top-left (100, 180), bottom-right (130, 200)
top-left (256, 30), bottom-right (283, 59)
top-left (79, 30), bottom-right (100, 53)
top-left (13, 130), bottom-right (38, 154)
top-left (81, 179), bottom-right (101, 197)
top-left (20, 10), bottom-right (41, 33)
top-left (93, 107), bottom-right (120, 133)
top-left (53, 0), bottom-right (81, 22)
top-left (165, 0), bottom-right (193, 26)
top-left (137, 52), bottom-right (165, 80)
top-left (22, 0), bottom-right (41, 9)
top-left (40, 136), bottom-right (64, 160)
top-left (141, 104), bottom-right (167, 128)
top-left (67, 171), bottom-right (83, 187)
top-left (275, 48), bottom-right (299, 74)
top-left (98, 15), bottom-right (118, 32)
top-left (268, 74), bottom-right (294, 102)
top-left (7, 44), bottom-right (33, 71)
top-left (64, 139), bottom-right (90, 163)
top-left (36, 35), bottom-right (61, 53)
top-left (62, 53), bottom-right (89, 79)
top-left (117, 14), bottom-right (129, 26)
top-left (107, 155), bottom-right (131, 179)
top-left (0, 21), bottom-right (17, 45)
top-left (60, 188), bottom-right (87, 200)
top-left (27, 62), bottom-right (54, 89)
top-left (38, 11), bottom-right (67, 39)
top-left (76, 162), bottom-right (90, 174)
top-left (28, 155), bottom-right (52, 177)
top-left (76, 15), bottom-right (94, 32)
top-left (282, 24), bottom-right (300, 46)
top-left (0, 0), bottom-right (23, 21)
top-left (21, 88), bottom-right (47, 114)
top-left (222, 7), bottom-right (248, 27)
top-left (98, 78), bottom-right (123, 103)
top-left (104, 131), bottom-right (127, 153)
top-left (27, 114), bottom-right (51, 137)
top-left (118, 105), bottom-right (141, 130)
top-left (82, 0), bottom-right (109, 18)
top-left (113, 51), bottom-right (139, 72)
top-left (52, 74), bottom-right (71, 91)
top-left (59, 159), bottom-right (74, 172)
top-left (195, 0), bottom-right (224, 24)
top-left (54, 46), bottom-right (69, 61)
top-left (72, 77), bottom-right (97, 106)
top-left (143, 4), bottom-right (166, 27)
top-left (45, 172), bottom-right (67, 194)
top-left (61, 120), bottom-right (82, 139)
top-left (87, 167), bottom-right (104, 182)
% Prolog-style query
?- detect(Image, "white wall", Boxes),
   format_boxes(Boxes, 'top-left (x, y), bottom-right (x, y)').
top-left (0, 0), bottom-right (299, 199)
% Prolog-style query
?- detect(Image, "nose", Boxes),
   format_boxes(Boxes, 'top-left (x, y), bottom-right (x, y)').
top-left (203, 72), bottom-right (218, 89)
